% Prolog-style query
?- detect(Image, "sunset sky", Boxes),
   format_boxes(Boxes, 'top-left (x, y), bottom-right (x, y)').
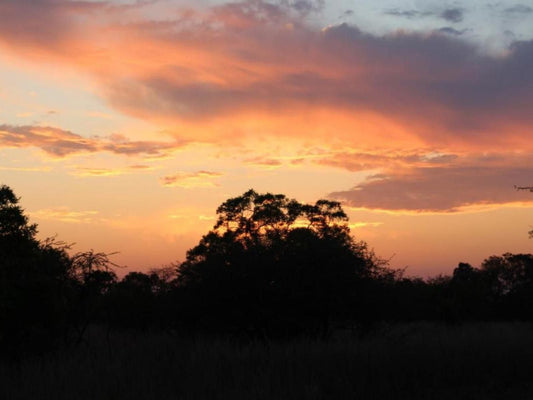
top-left (1, 0), bottom-right (532, 276)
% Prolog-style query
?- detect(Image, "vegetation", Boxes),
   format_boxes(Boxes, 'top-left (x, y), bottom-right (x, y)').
top-left (1, 184), bottom-right (533, 397)
top-left (2, 323), bottom-right (533, 400)
top-left (176, 189), bottom-right (394, 338)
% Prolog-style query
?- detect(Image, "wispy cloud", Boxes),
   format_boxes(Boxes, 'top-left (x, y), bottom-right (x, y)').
top-left (504, 4), bottom-right (533, 14)
top-left (385, 7), bottom-right (464, 23)
top-left (70, 164), bottom-right (155, 177)
top-left (0, 124), bottom-right (185, 158)
top-left (312, 148), bottom-right (459, 173)
top-left (31, 207), bottom-right (100, 223)
top-left (244, 156), bottom-right (283, 169)
top-left (384, 9), bottom-right (433, 19)
top-left (0, 166), bottom-right (52, 172)
top-left (438, 27), bottom-right (467, 36)
top-left (348, 221), bottom-right (384, 229)
top-left (160, 171), bottom-right (223, 188)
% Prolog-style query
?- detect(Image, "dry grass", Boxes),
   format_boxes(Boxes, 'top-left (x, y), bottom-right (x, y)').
top-left (2, 322), bottom-right (533, 399)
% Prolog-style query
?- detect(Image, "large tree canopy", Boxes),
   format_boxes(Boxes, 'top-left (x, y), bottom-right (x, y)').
top-left (176, 189), bottom-right (390, 337)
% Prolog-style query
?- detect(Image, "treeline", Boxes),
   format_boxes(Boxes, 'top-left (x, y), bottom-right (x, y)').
top-left (1, 186), bottom-right (532, 357)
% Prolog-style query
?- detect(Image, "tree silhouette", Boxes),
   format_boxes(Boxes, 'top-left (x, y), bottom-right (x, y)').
top-left (479, 253), bottom-right (533, 319)
top-left (176, 189), bottom-right (390, 338)
top-left (68, 250), bottom-right (118, 343)
top-left (106, 271), bottom-right (162, 331)
top-left (0, 185), bottom-right (37, 240)
top-left (0, 185), bottom-right (72, 357)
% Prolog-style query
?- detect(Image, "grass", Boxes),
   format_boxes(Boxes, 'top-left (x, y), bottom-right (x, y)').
top-left (2, 322), bottom-right (533, 399)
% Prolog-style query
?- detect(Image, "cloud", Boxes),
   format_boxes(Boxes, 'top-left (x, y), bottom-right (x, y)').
top-left (349, 221), bottom-right (384, 229)
top-left (314, 149), bottom-right (459, 172)
top-left (71, 165), bottom-right (155, 177)
top-left (438, 27), bottom-right (467, 36)
top-left (244, 156), bottom-right (283, 169)
top-left (16, 112), bottom-right (33, 118)
top-left (31, 207), bottom-right (100, 223)
top-left (329, 155), bottom-right (533, 212)
top-left (385, 7), bottom-right (463, 23)
top-left (73, 168), bottom-right (124, 177)
top-left (0, 1), bottom-right (533, 150)
top-left (504, 4), bottom-right (533, 14)
top-left (286, 0), bottom-right (324, 15)
top-left (0, 166), bottom-right (52, 172)
top-left (440, 8), bottom-right (463, 23)
top-left (0, 124), bottom-right (184, 158)
top-left (160, 171), bottom-right (223, 188)
top-left (384, 9), bottom-right (432, 19)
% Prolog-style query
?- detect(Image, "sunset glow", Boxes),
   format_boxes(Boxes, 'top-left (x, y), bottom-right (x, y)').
top-left (1, 0), bottom-right (532, 276)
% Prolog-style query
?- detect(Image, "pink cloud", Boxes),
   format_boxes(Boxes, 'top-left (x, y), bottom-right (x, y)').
top-left (0, 124), bottom-right (184, 158)
top-left (0, 1), bottom-right (531, 149)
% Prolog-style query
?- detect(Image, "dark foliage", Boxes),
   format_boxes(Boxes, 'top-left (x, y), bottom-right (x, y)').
top-left (175, 189), bottom-right (394, 338)
top-left (1, 184), bottom-right (533, 360)
top-left (0, 185), bottom-right (72, 357)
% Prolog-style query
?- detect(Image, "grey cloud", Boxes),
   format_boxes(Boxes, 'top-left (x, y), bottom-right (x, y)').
top-left (440, 8), bottom-right (464, 23)
top-left (329, 165), bottom-right (533, 212)
top-left (0, 0), bottom-right (105, 46)
top-left (385, 6), bottom-right (463, 22)
top-left (286, 0), bottom-right (324, 15)
top-left (384, 9), bottom-right (433, 19)
top-left (504, 4), bottom-right (533, 13)
top-left (438, 27), bottom-right (467, 36)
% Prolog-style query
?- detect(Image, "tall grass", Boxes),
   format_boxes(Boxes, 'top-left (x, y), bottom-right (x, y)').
top-left (2, 322), bottom-right (533, 399)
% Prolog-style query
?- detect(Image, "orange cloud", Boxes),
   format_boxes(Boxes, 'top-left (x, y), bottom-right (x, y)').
top-left (31, 207), bottom-right (100, 224)
top-left (0, 1), bottom-right (532, 150)
top-left (0, 166), bottom-right (52, 172)
top-left (244, 156), bottom-right (283, 169)
top-left (160, 171), bottom-right (223, 188)
top-left (71, 165), bottom-right (155, 177)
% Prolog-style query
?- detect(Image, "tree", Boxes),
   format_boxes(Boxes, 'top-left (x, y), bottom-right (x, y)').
top-left (106, 271), bottom-right (163, 331)
top-left (176, 189), bottom-right (390, 338)
top-left (448, 262), bottom-right (487, 320)
top-left (67, 250), bottom-right (118, 343)
top-left (0, 185), bottom-right (72, 357)
top-left (0, 185), bottom-right (37, 240)
top-left (480, 253), bottom-right (533, 319)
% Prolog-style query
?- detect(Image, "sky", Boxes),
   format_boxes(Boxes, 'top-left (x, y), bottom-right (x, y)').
top-left (1, 0), bottom-right (532, 277)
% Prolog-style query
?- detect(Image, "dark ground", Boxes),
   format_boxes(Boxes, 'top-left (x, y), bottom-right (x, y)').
top-left (2, 322), bottom-right (533, 400)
